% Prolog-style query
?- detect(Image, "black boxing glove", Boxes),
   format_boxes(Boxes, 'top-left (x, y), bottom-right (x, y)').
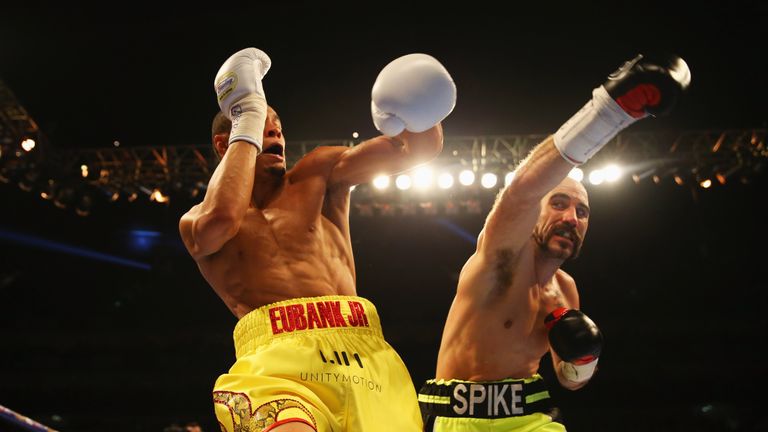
top-left (554, 53), bottom-right (691, 164)
top-left (604, 53), bottom-right (691, 118)
top-left (545, 307), bottom-right (603, 383)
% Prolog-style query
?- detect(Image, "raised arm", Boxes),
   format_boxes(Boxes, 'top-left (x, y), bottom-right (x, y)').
top-left (478, 135), bottom-right (573, 256)
top-left (477, 53), bottom-right (691, 257)
top-left (329, 53), bottom-right (454, 188)
top-left (179, 48), bottom-right (271, 259)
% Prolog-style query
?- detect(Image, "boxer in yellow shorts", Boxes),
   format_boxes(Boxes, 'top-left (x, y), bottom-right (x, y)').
top-left (179, 47), bottom-right (456, 431)
top-left (213, 296), bottom-right (421, 431)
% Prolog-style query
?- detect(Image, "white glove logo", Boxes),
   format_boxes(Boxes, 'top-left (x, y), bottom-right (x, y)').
top-left (216, 72), bottom-right (238, 103)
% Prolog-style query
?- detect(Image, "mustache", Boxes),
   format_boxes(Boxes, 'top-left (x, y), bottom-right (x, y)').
top-left (548, 223), bottom-right (582, 246)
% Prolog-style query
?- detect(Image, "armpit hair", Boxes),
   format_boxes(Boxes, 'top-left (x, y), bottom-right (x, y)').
top-left (494, 248), bottom-right (516, 294)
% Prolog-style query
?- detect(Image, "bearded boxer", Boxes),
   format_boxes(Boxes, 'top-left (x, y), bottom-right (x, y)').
top-left (418, 54), bottom-right (691, 431)
top-left (179, 48), bottom-right (456, 432)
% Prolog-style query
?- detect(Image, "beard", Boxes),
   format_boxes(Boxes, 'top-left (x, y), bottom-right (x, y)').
top-left (267, 165), bottom-right (287, 178)
top-left (533, 223), bottom-right (583, 260)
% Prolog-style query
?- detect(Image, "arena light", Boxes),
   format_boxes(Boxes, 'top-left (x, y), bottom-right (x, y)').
top-left (632, 168), bottom-right (656, 184)
top-left (504, 171), bottom-right (515, 186)
top-left (80, 164), bottom-right (89, 178)
top-left (20, 138), bottom-right (35, 152)
top-left (395, 174), bottom-right (412, 190)
top-left (603, 164), bottom-right (623, 182)
top-left (458, 170), bottom-right (475, 186)
top-left (372, 175), bottom-right (390, 190)
top-left (129, 230), bottom-right (161, 253)
top-left (107, 189), bottom-right (120, 202)
top-left (480, 173), bottom-right (498, 189)
top-left (568, 167), bottom-right (584, 182)
top-left (699, 178), bottom-right (713, 189)
top-left (588, 169), bottom-right (606, 185)
top-left (715, 164), bottom-right (742, 185)
top-left (150, 189), bottom-right (169, 203)
top-left (413, 166), bottom-right (433, 190)
top-left (437, 172), bottom-right (454, 189)
top-left (670, 56), bottom-right (692, 88)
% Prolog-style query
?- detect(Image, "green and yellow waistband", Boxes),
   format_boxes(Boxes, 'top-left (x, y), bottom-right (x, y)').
top-left (418, 375), bottom-right (554, 419)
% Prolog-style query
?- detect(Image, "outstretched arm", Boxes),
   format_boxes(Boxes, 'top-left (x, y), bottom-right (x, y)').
top-left (328, 125), bottom-right (443, 188)
top-left (478, 135), bottom-right (573, 256)
top-left (329, 53), bottom-right (454, 188)
top-left (477, 53), bottom-right (691, 258)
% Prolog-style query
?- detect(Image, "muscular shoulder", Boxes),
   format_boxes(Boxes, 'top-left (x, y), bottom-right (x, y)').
top-left (556, 269), bottom-right (575, 286)
top-left (296, 146), bottom-right (347, 169)
top-left (555, 269), bottom-right (579, 308)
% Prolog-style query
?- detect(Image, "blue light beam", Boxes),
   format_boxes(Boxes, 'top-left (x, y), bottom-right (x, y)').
top-left (0, 228), bottom-right (152, 270)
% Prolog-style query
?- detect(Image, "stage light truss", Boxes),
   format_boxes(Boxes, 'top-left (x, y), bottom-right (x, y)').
top-left (1, 79), bottom-right (766, 216)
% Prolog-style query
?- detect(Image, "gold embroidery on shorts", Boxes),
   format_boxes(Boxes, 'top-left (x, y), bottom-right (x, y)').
top-left (213, 391), bottom-right (316, 432)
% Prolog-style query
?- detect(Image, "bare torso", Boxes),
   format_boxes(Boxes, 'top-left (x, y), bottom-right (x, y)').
top-left (435, 240), bottom-right (577, 381)
top-left (194, 148), bottom-right (356, 319)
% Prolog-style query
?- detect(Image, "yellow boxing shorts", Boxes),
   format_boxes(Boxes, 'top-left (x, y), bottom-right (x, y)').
top-left (212, 295), bottom-right (422, 432)
top-left (418, 375), bottom-right (565, 432)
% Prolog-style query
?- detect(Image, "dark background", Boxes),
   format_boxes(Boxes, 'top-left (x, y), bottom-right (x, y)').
top-left (1, 3), bottom-right (767, 431)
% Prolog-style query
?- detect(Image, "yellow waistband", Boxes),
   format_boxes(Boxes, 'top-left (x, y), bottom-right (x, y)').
top-left (233, 295), bottom-right (383, 357)
top-left (426, 375), bottom-right (545, 387)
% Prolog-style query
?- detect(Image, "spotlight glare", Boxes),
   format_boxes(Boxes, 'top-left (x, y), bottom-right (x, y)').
top-left (395, 174), bottom-right (412, 190)
top-left (588, 169), bottom-right (605, 185)
top-left (603, 164), bottom-right (622, 182)
top-left (150, 189), bottom-right (169, 203)
top-left (700, 178), bottom-right (712, 189)
top-left (458, 170), bottom-right (475, 186)
top-left (437, 172), bottom-right (454, 189)
top-left (568, 167), bottom-right (584, 182)
top-left (504, 171), bottom-right (515, 186)
top-left (413, 167), bottom-right (433, 189)
top-left (372, 175), bottom-right (390, 190)
top-left (21, 138), bottom-right (36, 152)
top-left (481, 173), bottom-right (498, 189)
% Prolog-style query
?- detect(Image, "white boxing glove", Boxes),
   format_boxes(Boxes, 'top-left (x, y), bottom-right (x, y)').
top-left (371, 53), bottom-right (456, 136)
top-left (214, 48), bottom-right (272, 152)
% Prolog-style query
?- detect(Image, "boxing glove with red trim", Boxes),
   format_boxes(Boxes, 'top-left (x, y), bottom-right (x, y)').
top-left (554, 53), bottom-right (691, 164)
top-left (545, 307), bottom-right (603, 383)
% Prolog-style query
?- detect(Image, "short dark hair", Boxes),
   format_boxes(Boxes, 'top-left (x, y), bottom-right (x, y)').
top-left (211, 111), bottom-right (231, 160)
